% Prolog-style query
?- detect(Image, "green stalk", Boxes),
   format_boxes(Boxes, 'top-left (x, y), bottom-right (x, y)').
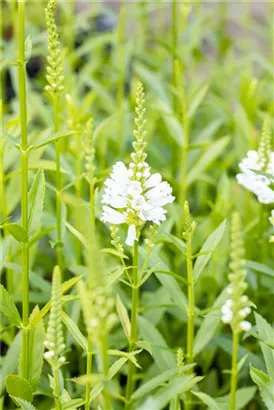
top-left (18, 0), bottom-right (30, 380)
top-left (172, 0), bottom-right (178, 112)
top-left (53, 95), bottom-right (64, 276)
top-left (230, 331), bottom-right (239, 410)
top-left (85, 333), bottom-right (93, 410)
top-left (175, 60), bottom-right (189, 220)
top-left (101, 333), bottom-right (111, 409)
top-left (125, 240), bottom-right (139, 409)
top-left (53, 367), bottom-right (62, 410)
top-left (89, 179), bottom-right (95, 235)
top-left (117, 5), bottom-right (126, 155)
top-left (186, 235), bottom-right (194, 364)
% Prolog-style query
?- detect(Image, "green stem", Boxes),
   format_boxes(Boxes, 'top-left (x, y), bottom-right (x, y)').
top-left (230, 331), bottom-right (239, 410)
top-left (125, 241), bottom-right (139, 409)
top-left (172, 0), bottom-right (178, 112)
top-left (53, 367), bottom-right (62, 410)
top-left (89, 179), bottom-right (95, 236)
top-left (186, 236), bottom-right (194, 364)
top-left (85, 333), bottom-right (93, 410)
top-left (75, 132), bottom-right (83, 264)
top-left (185, 233), bottom-right (194, 410)
top-left (53, 95), bottom-right (63, 276)
top-left (117, 4), bottom-right (125, 155)
top-left (101, 333), bottom-right (111, 409)
top-left (18, 0), bottom-right (30, 380)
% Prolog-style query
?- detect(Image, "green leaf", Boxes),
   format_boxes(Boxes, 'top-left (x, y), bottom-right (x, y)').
top-left (28, 169), bottom-right (45, 235)
top-left (62, 399), bottom-right (86, 409)
top-left (188, 82), bottom-right (209, 118)
top-left (31, 130), bottom-right (76, 151)
top-left (255, 313), bottom-right (274, 378)
top-left (65, 221), bottom-right (87, 247)
top-left (216, 386), bottom-right (257, 410)
top-left (29, 275), bottom-right (84, 327)
top-left (192, 391), bottom-right (220, 410)
top-left (137, 375), bottom-right (203, 410)
top-left (193, 220), bottom-right (227, 281)
top-left (108, 358), bottom-right (128, 380)
top-left (116, 295), bottom-right (131, 341)
top-left (154, 99), bottom-right (183, 147)
top-left (132, 368), bottom-right (177, 401)
top-left (0, 284), bottom-right (21, 327)
top-left (139, 316), bottom-right (176, 372)
top-left (11, 397), bottom-right (37, 410)
top-left (108, 349), bottom-right (142, 369)
top-left (4, 223), bottom-right (28, 243)
top-left (186, 136), bottom-right (230, 186)
top-left (246, 260), bottom-right (274, 277)
top-left (6, 374), bottom-right (33, 403)
top-left (194, 287), bottom-right (228, 355)
top-left (26, 307), bottom-right (45, 390)
top-left (250, 365), bottom-right (274, 410)
top-left (24, 35), bottom-right (32, 62)
top-left (0, 331), bottom-right (22, 394)
top-left (62, 311), bottom-right (88, 352)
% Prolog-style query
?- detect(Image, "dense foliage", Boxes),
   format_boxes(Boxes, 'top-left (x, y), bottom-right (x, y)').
top-left (0, 1), bottom-right (273, 410)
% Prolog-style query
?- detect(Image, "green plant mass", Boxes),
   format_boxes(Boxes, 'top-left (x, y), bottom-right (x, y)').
top-left (0, 1), bottom-right (273, 409)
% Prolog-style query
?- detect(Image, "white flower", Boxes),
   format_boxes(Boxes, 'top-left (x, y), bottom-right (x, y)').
top-left (240, 321), bottom-right (252, 332)
top-left (44, 350), bottom-right (54, 359)
top-left (101, 160), bottom-right (175, 246)
top-left (236, 150), bottom-right (274, 204)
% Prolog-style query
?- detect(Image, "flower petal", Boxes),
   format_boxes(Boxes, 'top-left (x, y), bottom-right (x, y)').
top-left (125, 225), bottom-right (137, 246)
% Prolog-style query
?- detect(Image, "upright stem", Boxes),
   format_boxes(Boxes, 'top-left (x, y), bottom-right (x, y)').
top-left (53, 367), bottom-right (62, 410)
top-left (89, 179), bottom-right (95, 235)
top-left (117, 5), bottom-right (125, 155)
top-left (172, 0), bottom-right (178, 112)
top-left (125, 241), bottom-right (139, 409)
top-left (75, 132), bottom-right (82, 264)
top-left (230, 331), bottom-right (239, 410)
top-left (186, 236), bottom-right (194, 363)
top-left (18, 0), bottom-right (30, 380)
top-left (101, 333), bottom-right (111, 409)
top-left (85, 333), bottom-right (93, 410)
top-left (185, 233), bottom-right (194, 410)
top-left (53, 95), bottom-right (63, 276)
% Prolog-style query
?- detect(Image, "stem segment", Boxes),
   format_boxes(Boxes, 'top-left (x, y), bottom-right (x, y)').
top-left (186, 236), bottom-right (194, 364)
top-left (125, 241), bottom-right (139, 408)
top-left (18, 0), bottom-right (30, 380)
top-left (230, 331), bottom-right (239, 410)
top-left (85, 334), bottom-right (93, 410)
top-left (53, 95), bottom-right (63, 275)
top-left (53, 367), bottom-right (62, 410)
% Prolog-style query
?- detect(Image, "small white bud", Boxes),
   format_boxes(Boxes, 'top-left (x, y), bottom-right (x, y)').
top-left (44, 350), bottom-right (54, 359)
top-left (58, 356), bottom-right (66, 364)
top-left (240, 321), bottom-right (252, 332)
top-left (241, 295), bottom-right (248, 303)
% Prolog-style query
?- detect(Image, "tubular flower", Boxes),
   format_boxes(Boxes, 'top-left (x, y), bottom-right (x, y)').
top-left (269, 210), bottom-right (274, 243)
top-left (236, 120), bottom-right (274, 204)
top-left (101, 161), bottom-right (174, 246)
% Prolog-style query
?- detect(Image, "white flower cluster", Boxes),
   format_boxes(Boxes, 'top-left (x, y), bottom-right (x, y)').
top-left (101, 161), bottom-right (174, 246)
top-left (221, 296), bottom-right (252, 332)
top-left (43, 339), bottom-right (65, 365)
top-left (236, 150), bottom-right (274, 204)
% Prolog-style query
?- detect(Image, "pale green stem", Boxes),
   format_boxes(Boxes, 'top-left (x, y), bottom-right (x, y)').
top-left (53, 367), bottom-right (62, 410)
top-left (185, 234), bottom-right (194, 410)
top-left (230, 331), bottom-right (239, 410)
top-left (101, 333), bottom-right (111, 409)
top-left (172, 0), bottom-right (178, 112)
top-left (85, 333), bottom-right (93, 410)
top-left (117, 5), bottom-right (125, 155)
top-left (125, 240), bottom-right (139, 409)
top-left (89, 178), bottom-right (95, 236)
top-left (53, 95), bottom-right (64, 276)
top-left (75, 132), bottom-right (82, 264)
top-left (18, 0), bottom-right (30, 381)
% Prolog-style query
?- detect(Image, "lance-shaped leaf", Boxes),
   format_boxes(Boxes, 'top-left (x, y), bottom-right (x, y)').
top-left (0, 284), bottom-right (21, 327)
top-left (28, 169), bottom-right (45, 236)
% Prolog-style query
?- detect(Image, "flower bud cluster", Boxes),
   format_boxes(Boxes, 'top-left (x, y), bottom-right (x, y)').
top-left (83, 118), bottom-right (95, 178)
top-left (177, 348), bottom-right (184, 376)
top-left (45, 0), bottom-right (64, 98)
top-left (110, 225), bottom-right (124, 256)
top-left (221, 212), bottom-right (252, 333)
top-left (44, 266), bottom-right (66, 368)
